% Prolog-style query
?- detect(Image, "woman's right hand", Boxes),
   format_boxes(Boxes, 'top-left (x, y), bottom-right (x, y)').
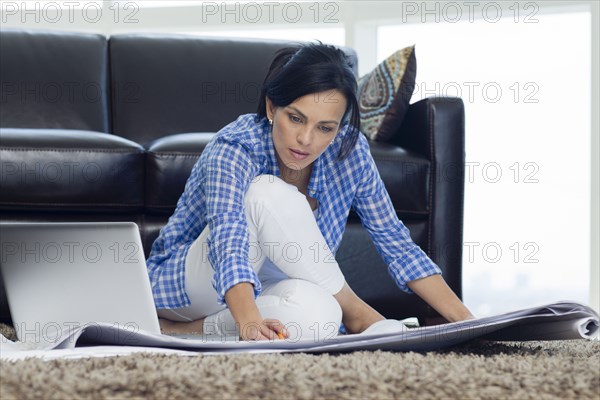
top-left (237, 317), bottom-right (288, 341)
top-left (224, 282), bottom-right (288, 341)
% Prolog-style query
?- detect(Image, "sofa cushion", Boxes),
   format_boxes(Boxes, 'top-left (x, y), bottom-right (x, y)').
top-left (368, 141), bottom-right (430, 216)
top-left (145, 133), bottom-right (214, 213)
top-left (145, 133), bottom-right (430, 217)
top-left (0, 129), bottom-right (144, 211)
top-left (358, 45), bottom-right (417, 142)
top-left (0, 30), bottom-right (110, 132)
top-left (109, 34), bottom-right (358, 145)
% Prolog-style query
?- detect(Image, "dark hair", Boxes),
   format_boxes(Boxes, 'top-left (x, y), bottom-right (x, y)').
top-left (256, 40), bottom-right (361, 161)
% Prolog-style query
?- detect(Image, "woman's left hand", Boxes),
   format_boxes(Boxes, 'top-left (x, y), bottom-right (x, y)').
top-left (407, 274), bottom-right (476, 323)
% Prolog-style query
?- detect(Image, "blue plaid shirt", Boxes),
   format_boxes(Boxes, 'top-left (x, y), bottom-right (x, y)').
top-left (147, 113), bottom-right (442, 309)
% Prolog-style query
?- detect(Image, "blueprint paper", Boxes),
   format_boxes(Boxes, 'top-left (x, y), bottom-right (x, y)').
top-left (1, 301), bottom-right (598, 359)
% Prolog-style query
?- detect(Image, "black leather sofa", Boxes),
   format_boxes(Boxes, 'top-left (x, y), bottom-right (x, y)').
top-left (0, 29), bottom-right (465, 325)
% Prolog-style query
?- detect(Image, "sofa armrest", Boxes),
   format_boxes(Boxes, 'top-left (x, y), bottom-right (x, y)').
top-left (394, 97), bottom-right (466, 305)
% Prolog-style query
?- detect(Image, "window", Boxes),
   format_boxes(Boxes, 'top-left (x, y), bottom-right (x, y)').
top-left (378, 11), bottom-right (592, 316)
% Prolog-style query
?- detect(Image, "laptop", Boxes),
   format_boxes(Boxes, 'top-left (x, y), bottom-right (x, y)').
top-left (0, 222), bottom-right (162, 343)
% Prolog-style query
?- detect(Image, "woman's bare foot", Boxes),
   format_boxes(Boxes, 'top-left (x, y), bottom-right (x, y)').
top-left (343, 313), bottom-right (386, 334)
top-left (159, 317), bottom-right (205, 335)
top-left (333, 282), bottom-right (385, 334)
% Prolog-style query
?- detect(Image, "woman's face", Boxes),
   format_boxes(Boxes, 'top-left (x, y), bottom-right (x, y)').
top-left (266, 90), bottom-right (347, 179)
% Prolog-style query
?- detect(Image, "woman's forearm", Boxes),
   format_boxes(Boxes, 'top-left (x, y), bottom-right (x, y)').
top-left (224, 282), bottom-right (262, 324)
top-left (407, 274), bottom-right (475, 322)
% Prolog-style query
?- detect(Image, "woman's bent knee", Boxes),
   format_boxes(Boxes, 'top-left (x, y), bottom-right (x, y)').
top-left (245, 174), bottom-right (305, 208)
top-left (275, 279), bottom-right (342, 340)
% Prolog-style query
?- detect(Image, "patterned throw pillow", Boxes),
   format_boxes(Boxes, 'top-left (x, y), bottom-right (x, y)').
top-left (357, 45), bottom-right (417, 142)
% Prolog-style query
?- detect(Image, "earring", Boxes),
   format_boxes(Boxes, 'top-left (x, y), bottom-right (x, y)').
top-left (268, 119), bottom-right (273, 126)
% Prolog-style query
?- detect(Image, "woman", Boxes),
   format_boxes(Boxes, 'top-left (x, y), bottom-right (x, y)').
top-left (148, 41), bottom-right (474, 342)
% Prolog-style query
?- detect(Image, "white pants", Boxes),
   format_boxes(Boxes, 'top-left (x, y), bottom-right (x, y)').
top-left (157, 174), bottom-right (346, 340)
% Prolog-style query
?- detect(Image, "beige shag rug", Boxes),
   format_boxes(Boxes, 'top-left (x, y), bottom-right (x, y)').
top-left (1, 324), bottom-right (599, 399)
